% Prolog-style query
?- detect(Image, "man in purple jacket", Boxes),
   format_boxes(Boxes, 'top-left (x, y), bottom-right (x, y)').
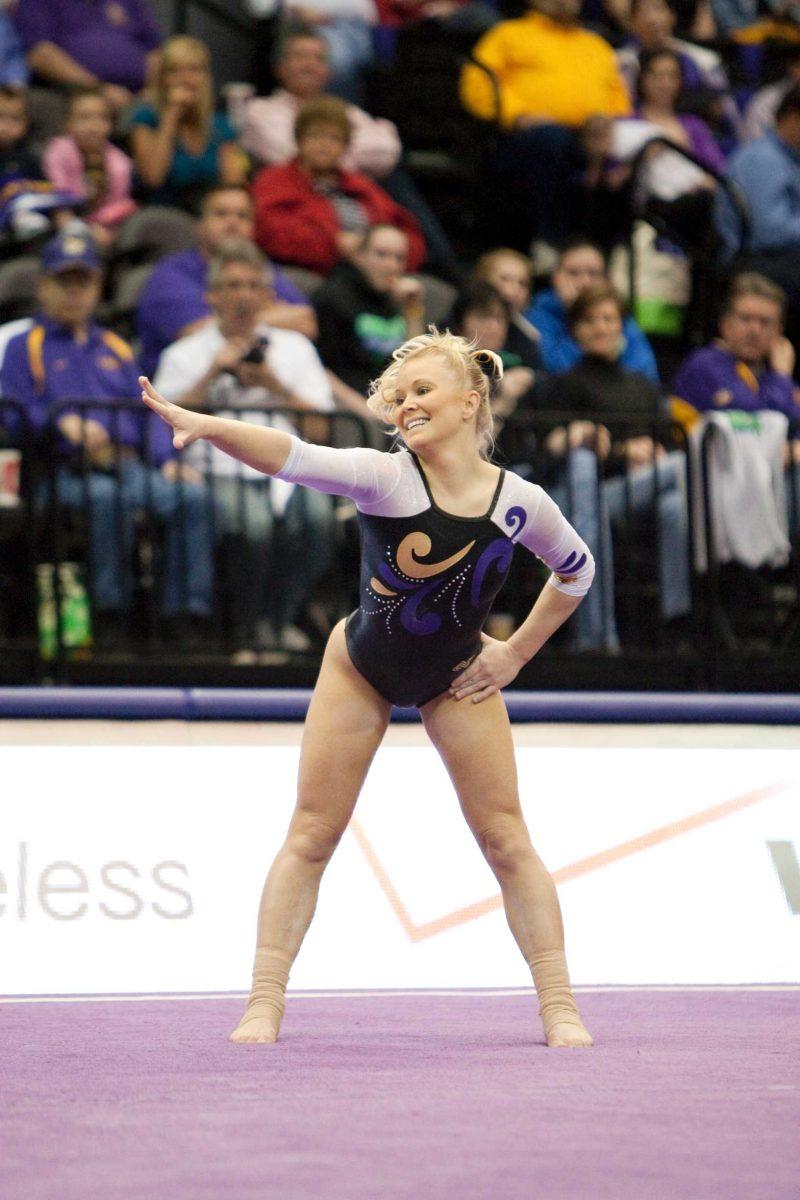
top-left (671, 273), bottom-right (799, 425)
top-left (136, 183), bottom-right (316, 377)
top-left (0, 229), bottom-right (213, 637)
top-left (671, 272), bottom-right (800, 530)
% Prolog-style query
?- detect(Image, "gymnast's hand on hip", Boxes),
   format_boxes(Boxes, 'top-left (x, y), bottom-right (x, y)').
top-left (449, 635), bottom-right (526, 704)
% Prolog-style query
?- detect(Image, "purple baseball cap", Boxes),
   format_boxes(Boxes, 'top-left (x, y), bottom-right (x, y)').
top-left (41, 230), bottom-right (102, 276)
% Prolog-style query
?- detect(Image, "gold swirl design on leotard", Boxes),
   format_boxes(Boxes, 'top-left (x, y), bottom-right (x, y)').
top-left (395, 532), bottom-right (476, 579)
top-left (370, 577), bottom-right (397, 596)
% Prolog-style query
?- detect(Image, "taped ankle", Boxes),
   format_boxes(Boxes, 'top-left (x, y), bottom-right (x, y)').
top-left (241, 947), bottom-right (292, 1028)
top-left (528, 949), bottom-right (583, 1037)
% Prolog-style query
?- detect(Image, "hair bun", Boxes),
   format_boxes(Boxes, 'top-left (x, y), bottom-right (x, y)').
top-left (471, 348), bottom-right (504, 381)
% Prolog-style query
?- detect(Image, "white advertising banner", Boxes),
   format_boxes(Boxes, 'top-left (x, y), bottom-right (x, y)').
top-left (1, 744), bottom-right (798, 993)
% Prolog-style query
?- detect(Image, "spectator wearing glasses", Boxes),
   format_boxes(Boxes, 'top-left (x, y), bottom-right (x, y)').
top-left (135, 184), bottom-right (315, 377)
top-left (672, 274), bottom-right (799, 426)
top-left (153, 239), bottom-right (337, 654)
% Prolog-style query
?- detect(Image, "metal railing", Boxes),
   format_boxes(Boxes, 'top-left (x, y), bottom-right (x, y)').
top-left (624, 135), bottom-right (751, 326)
top-left (1, 400), bottom-right (798, 687)
top-left (497, 410), bottom-right (696, 654)
top-left (36, 399), bottom-right (370, 674)
top-left (0, 400), bottom-right (37, 658)
top-left (699, 415), bottom-right (800, 677)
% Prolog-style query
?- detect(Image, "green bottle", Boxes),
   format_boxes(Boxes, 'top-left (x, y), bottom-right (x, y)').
top-left (37, 562), bottom-right (93, 660)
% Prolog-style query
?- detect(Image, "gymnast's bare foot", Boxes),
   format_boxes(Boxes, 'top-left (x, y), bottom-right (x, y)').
top-left (229, 1015), bottom-right (281, 1044)
top-left (546, 1020), bottom-right (594, 1048)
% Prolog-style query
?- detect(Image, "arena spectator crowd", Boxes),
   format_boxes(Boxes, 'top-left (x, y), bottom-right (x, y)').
top-left (0, 0), bottom-right (798, 666)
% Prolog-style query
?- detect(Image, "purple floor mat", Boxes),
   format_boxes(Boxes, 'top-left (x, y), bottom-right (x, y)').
top-left (2, 990), bottom-right (798, 1200)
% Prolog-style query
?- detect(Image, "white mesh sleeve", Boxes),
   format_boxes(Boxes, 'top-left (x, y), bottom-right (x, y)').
top-left (272, 435), bottom-right (402, 507)
top-left (518, 485), bottom-right (595, 598)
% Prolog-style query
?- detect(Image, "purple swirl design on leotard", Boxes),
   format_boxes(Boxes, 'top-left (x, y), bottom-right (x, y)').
top-left (470, 538), bottom-right (514, 608)
top-left (555, 549), bottom-right (587, 573)
top-left (505, 505), bottom-right (527, 540)
top-left (378, 562), bottom-right (417, 592)
top-left (399, 578), bottom-right (442, 635)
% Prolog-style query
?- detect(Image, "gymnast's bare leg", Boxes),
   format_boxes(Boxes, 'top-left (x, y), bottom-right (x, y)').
top-left (230, 619), bottom-right (391, 1043)
top-left (421, 689), bottom-right (593, 1048)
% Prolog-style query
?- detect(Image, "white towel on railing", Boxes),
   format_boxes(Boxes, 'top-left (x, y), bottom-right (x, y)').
top-left (689, 410), bottom-right (790, 572)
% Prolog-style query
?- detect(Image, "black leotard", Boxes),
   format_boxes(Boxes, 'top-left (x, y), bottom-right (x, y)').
top-left (275, 439), bottom-right (594, 708)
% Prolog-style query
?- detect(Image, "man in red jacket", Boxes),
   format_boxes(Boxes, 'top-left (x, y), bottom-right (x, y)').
top-left (251, 96), bottom-right (426, 276)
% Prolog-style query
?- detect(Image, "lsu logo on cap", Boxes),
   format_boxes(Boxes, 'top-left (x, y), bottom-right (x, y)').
top-left (62, 235), bottom-right (90, 257)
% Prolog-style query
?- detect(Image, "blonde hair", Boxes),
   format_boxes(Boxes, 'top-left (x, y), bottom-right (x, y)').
top-left (367, 328), bottom-right (503, 460)
top-left (474, 247), bottom-right (532, 281)
top-left (156, 36), bottom-right (213, 137)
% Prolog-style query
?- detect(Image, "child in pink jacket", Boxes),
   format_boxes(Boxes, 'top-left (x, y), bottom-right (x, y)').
top-left (43, 87), bottom-right (137, 245)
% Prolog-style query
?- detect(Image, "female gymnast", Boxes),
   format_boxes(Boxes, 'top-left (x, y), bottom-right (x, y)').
top-left (140, 329), bottom-right (595, 1048)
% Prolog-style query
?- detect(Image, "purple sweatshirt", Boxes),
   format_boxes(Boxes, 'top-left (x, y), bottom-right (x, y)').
top-left (672, 343), bottom-right (799, 423)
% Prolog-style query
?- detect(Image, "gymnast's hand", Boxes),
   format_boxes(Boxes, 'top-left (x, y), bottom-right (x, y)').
top-left (449, 634), bottom-right (526, 704)
top-left (140, 377), bottom-right (210, 450)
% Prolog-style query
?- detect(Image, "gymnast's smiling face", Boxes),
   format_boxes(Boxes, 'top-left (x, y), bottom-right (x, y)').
top-left (392, 352), bottom-right (481, 457)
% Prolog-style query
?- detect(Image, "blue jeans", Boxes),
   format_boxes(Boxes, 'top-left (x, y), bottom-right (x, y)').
top-left (214, 479), bottom-right (336, 632)
top-left (548, 448), bottom-right (619, 652)
top-left (548, 449), bottom-right (691, 650)
top-left (54, 461), bottom-right (213, 616)
top-left (603, 451), bottom-right (691, 623)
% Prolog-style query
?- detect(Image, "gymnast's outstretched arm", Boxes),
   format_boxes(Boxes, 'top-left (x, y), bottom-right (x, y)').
top-left (141, 375), bottom-right (294, 474)
top-left (140, 376), bottom-right (398, 504)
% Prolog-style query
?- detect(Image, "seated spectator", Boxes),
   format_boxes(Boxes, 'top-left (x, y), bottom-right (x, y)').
top-left (153, 238), bottom-right (337, 653)
top-left (0, 9), bottom-right (28, 87)
top-left (743, 46), bottom-right (800, 142)
top-left (15, 0), bottom-right (162, 113)
top-left (130, 35), bottom-right (246, 209)
top-left (536, 282), bottom-right (690, 648)
top-left (0, 86), bottom-right (78, 242)
top-left (243, 0), bottom-right (378, 104)
top-left (633, 50), bottom-right (725, 171)
top-left (617, 0), bottom-right (740, 144)
top-left (251, 96), bottom-right (425, 276)
top-left (672, 273), bottom-right (799, 425)
top-left (242, 29), bottom-right (400, 174)
top-left (461, 0), bottom-right (630, 251)
top-left (616, 47), bottom-right (724, 251)
top-left (240, 27), bottom-right (461, 281)
top-left (0, 83), bottom-right (39, 183)
top-left (452, 283), bottom-right (538, 425)
top-left (0, 229), bottom-right (213, 640)
top-left (472, 248), bottom-right (541, 371)
top-left (136, 183), bottom-right (315, 377)
top-left (312, 223), bottom-right (424, 419)
top-left (671, 273), bottom-right (800, 564)
top-left (43, 87), bottom-right (137, 248)
top-left (525, 238), bottom-right (659, 380)
top-left (718, 87), bottom-right (800, 311)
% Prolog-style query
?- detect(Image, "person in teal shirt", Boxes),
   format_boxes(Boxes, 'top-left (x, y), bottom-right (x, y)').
top-left (130, 34), bottom-right (245, 209)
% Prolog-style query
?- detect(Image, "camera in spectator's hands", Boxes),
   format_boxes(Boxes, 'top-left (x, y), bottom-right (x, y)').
top-left (239, 336), bottom-right (270, 366)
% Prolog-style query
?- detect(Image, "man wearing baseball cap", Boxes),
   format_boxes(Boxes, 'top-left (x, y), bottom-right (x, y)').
top-left (0, 228), bottom-right (213, 644)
